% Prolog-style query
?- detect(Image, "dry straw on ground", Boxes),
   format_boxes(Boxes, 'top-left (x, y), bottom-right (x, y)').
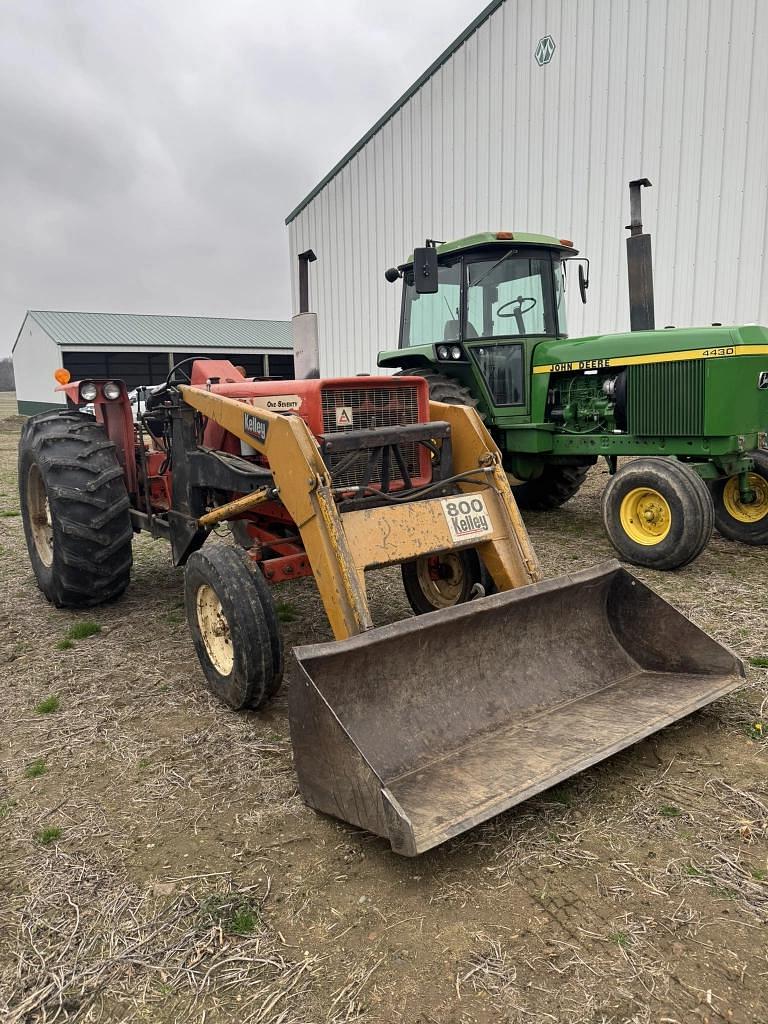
top-left (1, 404), bottom-right (767, 1023)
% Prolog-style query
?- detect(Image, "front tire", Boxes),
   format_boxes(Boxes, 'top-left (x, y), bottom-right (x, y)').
top-left (601, 458), bottom-right (713, 570)
top-left (18, 411), bottom-right (133, 607)
top-left (401, 549), bottom-right (485, 614)
top-left (184, 545), bottom-right (283, 710)
top-left (710, 451), bottom-right (768, 545)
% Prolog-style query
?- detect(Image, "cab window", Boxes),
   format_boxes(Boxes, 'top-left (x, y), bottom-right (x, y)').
top-left (401, 261), bottom-right (461, 347)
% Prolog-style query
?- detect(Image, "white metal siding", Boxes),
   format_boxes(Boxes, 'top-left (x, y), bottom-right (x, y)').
top-left (12, 317), bottom-right (65, 407)
top-left (288, 0), bottom-right (768, 378)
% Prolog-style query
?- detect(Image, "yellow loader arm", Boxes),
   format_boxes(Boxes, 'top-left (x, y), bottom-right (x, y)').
top-left (180, 385), bottom-right (540, 640)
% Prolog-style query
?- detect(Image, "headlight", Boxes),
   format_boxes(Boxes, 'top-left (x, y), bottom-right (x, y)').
top-left (450, 345), bottom-right (462, 360)
top-left (437, 345), bottom-right (449, 360)
top-left (103, 381), bottom-right (121, 400)
top-left (79, 382), bottom-right (98, 402)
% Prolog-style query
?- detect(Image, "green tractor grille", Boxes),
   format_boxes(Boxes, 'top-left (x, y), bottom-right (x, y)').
top-left (627, 359), bottom-right (705, 436)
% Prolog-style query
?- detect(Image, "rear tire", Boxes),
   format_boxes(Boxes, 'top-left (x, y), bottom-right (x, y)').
top-left (395, 369), bottom-right (481, 415)
top-left (18, 410), bottom-right (133, 607)
top-left (184, 545), bottom-right (283, 710)
top-left (601, 458), bottom-right (713, 570)
top-left (710, 451), bottom-right (768, 545)
top-left (401, 549), bottom-right (485, 614)
top-left (511, 462), bottom-right (593, 511)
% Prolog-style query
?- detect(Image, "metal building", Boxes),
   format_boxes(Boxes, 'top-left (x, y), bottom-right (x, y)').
top-left (286, 0), bottom-right (768, 377)
top-left (11, 310), bottom-right (294, 414)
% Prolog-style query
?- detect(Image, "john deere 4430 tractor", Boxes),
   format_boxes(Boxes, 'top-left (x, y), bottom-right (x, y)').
top-left (378, 183), bottom-right (768, 570)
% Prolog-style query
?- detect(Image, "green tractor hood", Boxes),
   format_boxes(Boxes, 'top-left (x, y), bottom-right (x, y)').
top-left (532, 323), bottom-right (768, 374)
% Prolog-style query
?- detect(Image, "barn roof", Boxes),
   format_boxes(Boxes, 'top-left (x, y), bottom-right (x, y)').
top-left (15, 310), bottom-right (292, 353)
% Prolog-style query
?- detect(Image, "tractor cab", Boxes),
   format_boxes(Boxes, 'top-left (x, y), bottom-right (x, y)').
top-left (379, 232), bottom-right (586, 413)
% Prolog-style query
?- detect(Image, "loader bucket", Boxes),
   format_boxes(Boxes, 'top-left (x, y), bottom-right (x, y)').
top-left (290, 561), bottom-right (744, 856)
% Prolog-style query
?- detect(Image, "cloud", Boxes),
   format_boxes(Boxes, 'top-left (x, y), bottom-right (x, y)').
top-left (1, 0), bottom-right (476, 355)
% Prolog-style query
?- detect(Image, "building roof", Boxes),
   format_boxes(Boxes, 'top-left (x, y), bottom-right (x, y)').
top-left (285, 0), bottom-right (505, 225)
top-left (16, 310), bottom-right (292, 353)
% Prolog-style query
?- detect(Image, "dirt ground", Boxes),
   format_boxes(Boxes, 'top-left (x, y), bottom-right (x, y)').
top-left (1, 394), bottom-right (767, 1024)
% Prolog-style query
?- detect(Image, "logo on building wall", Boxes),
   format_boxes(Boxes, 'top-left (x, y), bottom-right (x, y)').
top-left (534, 35), bottom-right (556, 66)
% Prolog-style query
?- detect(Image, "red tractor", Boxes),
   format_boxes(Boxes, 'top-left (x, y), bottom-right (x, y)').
top-left (18, 359), bottom-right (742, 856)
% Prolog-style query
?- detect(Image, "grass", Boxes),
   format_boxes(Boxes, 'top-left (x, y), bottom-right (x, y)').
top-left (56, 639), bottom-right (74, 651)
top-left (229, 907), bottom-right (260, 935)
top-left (275, 600), bottom-right (299, 623)
top-left (751, 868), bottom-right (766, 881)
top-left (198, 893), bottom-right (262, 936)
top-left (685, 863), bottom-right (704, 877)
top-left (35, 826), bottom-right (62, 846)
top-left (34, 695), bottom-right (60, 715)
top-left (748, 656), bottom-right (768, 668)
top-left (0, 799), bottom-right (16, 820)
top-left (659, 804), bottom-right (683, 818)
top-left (65, 620), bottom-right (101, 641)
top-left (609, 931), bottom-right (630, 948)
top-left (25, 758), bottom-right (47, 779)
top-left (0, 509), bottom-right (19, 517)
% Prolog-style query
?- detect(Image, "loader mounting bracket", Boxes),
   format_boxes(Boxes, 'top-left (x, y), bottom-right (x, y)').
top-left (188, 448), bottom-right (273, 493)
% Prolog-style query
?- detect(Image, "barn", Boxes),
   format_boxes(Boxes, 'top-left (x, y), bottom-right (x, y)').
top-left (12, 310), bottom-right (294, 414)
top-left (286, 0), bottom-right (768, 377)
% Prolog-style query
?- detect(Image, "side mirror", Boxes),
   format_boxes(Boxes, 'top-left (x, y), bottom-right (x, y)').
top-left (578, 262), bottom-right (589, 304)
top-left (384, 267), bottom-right (401, 283)
top-left (564, 257), bottom-right (590, 304)
top-left (412, 246), bottom-right (439, 294)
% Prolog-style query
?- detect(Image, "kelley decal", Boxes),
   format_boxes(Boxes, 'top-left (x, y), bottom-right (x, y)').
top-left (440, 495), bottom-right (493, 543)
top-left (243, 412), bottom-right (269, 444)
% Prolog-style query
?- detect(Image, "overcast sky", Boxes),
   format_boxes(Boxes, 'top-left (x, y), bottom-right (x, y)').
top-left (0, 0), bottom-right (478, 356)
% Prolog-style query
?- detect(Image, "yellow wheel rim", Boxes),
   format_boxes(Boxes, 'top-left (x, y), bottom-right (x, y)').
top-left (196, 584), bottom-right (234, 676)
top-left (619, 487), bottom-right (671, 545)
top-left (722, 473), bottom-right (768, 524)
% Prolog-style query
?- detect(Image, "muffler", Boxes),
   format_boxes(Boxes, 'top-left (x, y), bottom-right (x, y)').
top-left (290, 561), bottom-right (743, 856)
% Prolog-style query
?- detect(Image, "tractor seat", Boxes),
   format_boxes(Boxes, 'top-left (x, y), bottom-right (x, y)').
top-left (443, 320), bottom-right (478, 341)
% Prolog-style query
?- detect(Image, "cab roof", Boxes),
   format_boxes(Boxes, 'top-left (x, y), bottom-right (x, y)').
top-left (402, 232), bottom-right (579, 265)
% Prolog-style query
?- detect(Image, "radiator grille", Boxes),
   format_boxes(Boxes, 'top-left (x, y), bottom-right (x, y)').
top-left (320, 384), bottom-right (423, 488)
top-left (627, 360), bottom-right (706, 436)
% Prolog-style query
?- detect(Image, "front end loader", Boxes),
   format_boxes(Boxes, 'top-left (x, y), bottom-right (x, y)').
top-left (18, 360), bottom-right (744, 855)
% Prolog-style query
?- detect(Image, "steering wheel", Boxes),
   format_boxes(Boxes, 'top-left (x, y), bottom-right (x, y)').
top-left (144, 359), bottom-right (196, 412)
top-left (497, 295), bottom-right (537, 318)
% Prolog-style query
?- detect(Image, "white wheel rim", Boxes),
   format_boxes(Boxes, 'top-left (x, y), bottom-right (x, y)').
top-left (196, 584), bottom-right (234, 676)
top-left (27, 464), bottom-right (54, 567)
top-left (415, 553), bottom-right (465, 608)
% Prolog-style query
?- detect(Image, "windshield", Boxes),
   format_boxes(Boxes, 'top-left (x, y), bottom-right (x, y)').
top-left (465, 253), bottom-right (560, 338)
top-left (401, 260), bottom-right (461, 347)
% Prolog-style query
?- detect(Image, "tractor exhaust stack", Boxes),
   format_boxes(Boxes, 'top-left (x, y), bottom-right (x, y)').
top-left (626, 178), bottom-right (656, 331)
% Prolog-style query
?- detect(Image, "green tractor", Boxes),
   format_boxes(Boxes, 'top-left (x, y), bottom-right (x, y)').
top-left (378, 182), bottom-right (768, 570)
